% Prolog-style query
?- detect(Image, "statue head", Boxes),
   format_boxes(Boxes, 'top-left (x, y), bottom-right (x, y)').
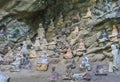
top-left (7, 47), bottom-right (11, 51)
top-left (18, 47), bottom-right (21, 51)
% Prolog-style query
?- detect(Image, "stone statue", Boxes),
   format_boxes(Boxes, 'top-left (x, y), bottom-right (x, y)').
top-left (49, 19), bottom-right (55, 29)
top-left (109, 25), bottom-right (118, 41)
top-left (72, 25), bottom-right (79, 35)
top-left (66, 59), bottom-right (76, 69)
top-left (67, 25), bottom-right (79, 43)
top-left (10, 56), bottom-right (21, 72)
top-left (29, 47), bottom-right (37, 58)
top-left (80, 53), bottom-right (91, 71)
top-left (34, 37), bottom-right (40, 51)
top-left (77, 39), bottom-right (86, 51)
top-left (26, 36), bottom-right (33, 49)
top-left (21, 41), bottom-right (29, 57)
top-left (37, 23), bottom-right (45, 40)
top-left (0, 71), bottom-right (9, 82)
top-left (49, 67), bottom-right (59, 82)
top-left (23, 57), bottom-right (32, 70)
top-left (72, 12), bottom-right (80, 23)
top-left (49, 48), bottom-right (59, 58)
top-left (57, 13), bottom-right (64, 26)
top-left (3, 47), bottom-right (14, 64)
top-left (63, 47), bottom-right (73, 59)
top-left (111, 44), bottom-right (120, 70)
top-left (36, 51), bottom-right (48, 71)
top-left (83, 7), bottom-right (92, 18)
top-left (40, 38), bottom-right (48, 50)
top-left (99, 29), bottom-right (109, 44)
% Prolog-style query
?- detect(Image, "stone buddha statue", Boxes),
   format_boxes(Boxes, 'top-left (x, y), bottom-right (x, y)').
top-left (72, 25), bottom-right (79, 35)
top-left (49, 19), bottom-right (55, 30)
top-left (21, 41), bottom-right (29, 56)
top-left (99, 29), bottom-right (109, 44)
top-left (29, 47), bottom-right (37, 58)
top-left (72, 12), bottom-right (80, 23)
top-left (26, 36), bottom-right (33, 49)
top-left (34, 37), bottom-right (40, 51)
top-left (77, 39), bottom-right (86, 51)
top-left (57, 13), bottom-right (64, 26)
top-left (83, 7), bottom-right (92, 18)
top-left (3, 47), bottom-right (14, 64)
top-left (109, 25), bottom-right (118, 41)
top-left (37, 23), bottom-right (45, 40)
top-left (63, 47), bottom-right (73, 59)
top-left (36, 51), bottom-right (48, 71)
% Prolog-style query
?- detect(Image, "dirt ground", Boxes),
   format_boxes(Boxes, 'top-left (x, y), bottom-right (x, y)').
top-left (1, 52), bottom-right (120, 82)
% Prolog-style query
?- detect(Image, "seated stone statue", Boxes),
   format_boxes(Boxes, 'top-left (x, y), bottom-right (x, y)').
top-left (49, 48), bottom-right (59, 58)
top-left (98, 29), bottom-right (109, 44)
top-left (23, 57), bottom-right (32, 70)
top-left (21, 41), bottom-right (29, 57)
top-left (49, 67), bottom-right (59, 82)
top-left (48, 19), bottom-right (55, 30)
top-left (111, 44), bottom-right (120, 70)
top-left (62, 68), bottom-right (72, 80)
top-left (29, 47), bottom-right (37, 58)
top-left (40, 38), bottom-right (48, 50)
top-left (36, 51), bottom-right (48, 71)
top-left (3, 47), bottom-right (14, 64)
top-left (109, 25), bottom-right (118, 41)
top-left (16, 47), bottom-right (24, 65)
top-left (37, 23), bottom-right (45, 40)
top-left (83, 7), bottom-right (92, 18)
top-left (72, 25), bottom-right (79, 36)
top-left (26, 36), bottom-right (33, 49)
top-left (0, 71), bottom-right (9, 82)
top-left (63, 47), bottom-right (73, 59)
top-left (10, 56), bottom-right (21, 72)
top-left (10, 47), bottom-right (23, 72)
top-left (33, 37), bottom-right (40, 51)
top-left (67, 26), bottom-right (79, 44)
top-left (72, 12), bottom-right (80, 23)
top-left (66, 59), bottom-right (76, 69)
top-left (80, 53), bottom-right (91, 71)
top-left (95, 65), bottom-right (107, 75)
top-left (57, 13), bottom-right (64, 26)
top-left (77, 39), bottom-right (86, 51)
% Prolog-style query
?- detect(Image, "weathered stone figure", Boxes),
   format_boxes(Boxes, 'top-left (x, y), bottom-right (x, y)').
top-left (109, 25), bottom-right (118, 41)
top-left (111, 44), bottom-right (120, 70)
top-left (36, 51), bottom-right (48, 71)
top-left (3, 47), bottom-right (14, 64)
top-left (34, 37), bottom-right (40, 51)
top-left (37, 23), bottom-right (45, 40)
top-left (63, 47), bottom-right (73, 59)
top-left (77, 39), bottom-right (86, 51)
top-left (0, 71), bottom-right (9, 82)
top-left (83, 7), bottom-right (92, 18)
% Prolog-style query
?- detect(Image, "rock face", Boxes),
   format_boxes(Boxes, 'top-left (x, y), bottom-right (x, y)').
top-left (0, 0), bottom-right (120, 62)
